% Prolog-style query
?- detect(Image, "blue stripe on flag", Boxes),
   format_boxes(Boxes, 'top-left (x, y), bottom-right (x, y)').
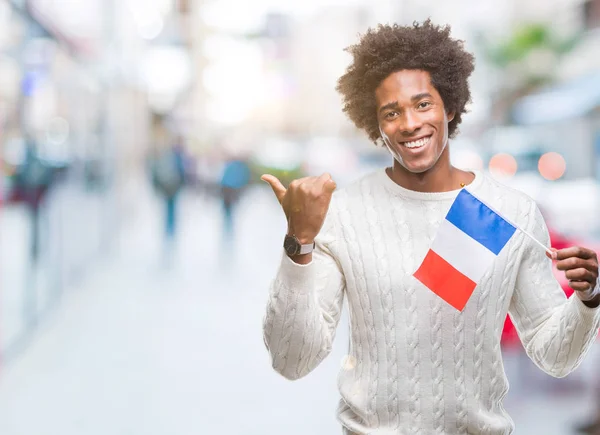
top-left (445, 190), bottom-right (516, 255)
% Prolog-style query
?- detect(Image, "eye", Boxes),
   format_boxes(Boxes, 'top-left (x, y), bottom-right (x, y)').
top-left (385, 111), bottom-right (399, 119)
top-left (418, 101), bottom-right (432, 109)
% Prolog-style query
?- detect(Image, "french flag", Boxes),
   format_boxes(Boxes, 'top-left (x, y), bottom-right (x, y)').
top-left (413, 189), bottom-right (517, 311)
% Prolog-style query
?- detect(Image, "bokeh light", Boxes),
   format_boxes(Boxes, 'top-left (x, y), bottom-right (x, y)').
top-left (538, 152), bottom-right (566, 181)
top-left (488, 153), bottom-right (518, 177)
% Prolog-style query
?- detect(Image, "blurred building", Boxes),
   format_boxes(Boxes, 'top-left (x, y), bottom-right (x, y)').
top-left (0, 0), bottom-right (190, 361)
top-left (506, 0), bottom-right (600, 178)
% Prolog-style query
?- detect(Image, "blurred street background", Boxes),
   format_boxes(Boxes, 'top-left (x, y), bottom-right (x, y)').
top-left (1, 0), bottom-right (600, 434)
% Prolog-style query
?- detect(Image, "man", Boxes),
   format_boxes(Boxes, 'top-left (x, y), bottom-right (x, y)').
top-left (261, 20), bottom-right (600, 434)
top-left (150, 136), bottom-right (187, 244)
top-left (219, 156), bottom-right (251, 237)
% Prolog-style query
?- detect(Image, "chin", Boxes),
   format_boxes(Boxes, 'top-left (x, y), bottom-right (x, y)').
top-left (396, 159), bottom-right (436, 174)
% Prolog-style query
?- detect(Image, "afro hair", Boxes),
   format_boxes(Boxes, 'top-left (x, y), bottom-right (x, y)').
top-left (336, 19), bottom-right (475, 144)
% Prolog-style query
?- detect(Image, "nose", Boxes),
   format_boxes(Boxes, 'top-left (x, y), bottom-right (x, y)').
top-left (400, 110), bottom-right (423, 135)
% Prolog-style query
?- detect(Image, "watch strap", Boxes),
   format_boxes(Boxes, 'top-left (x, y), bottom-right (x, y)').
top-left (298, 241), bottom-right (315, 255)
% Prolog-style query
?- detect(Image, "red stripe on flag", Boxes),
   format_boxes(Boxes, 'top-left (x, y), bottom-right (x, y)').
top-left (413, 249), bottom-right (477, 311)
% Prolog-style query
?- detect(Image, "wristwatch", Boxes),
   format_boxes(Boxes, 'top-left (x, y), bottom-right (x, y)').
top-left (283, 234), bottom-right (315, 257)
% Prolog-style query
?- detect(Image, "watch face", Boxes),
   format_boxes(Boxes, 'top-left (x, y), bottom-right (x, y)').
top-left (284, 235), bottom-right (299, 256)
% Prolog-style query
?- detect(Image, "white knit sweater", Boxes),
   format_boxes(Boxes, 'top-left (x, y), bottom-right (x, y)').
top-left (262, 169), bottom-right (600, 435)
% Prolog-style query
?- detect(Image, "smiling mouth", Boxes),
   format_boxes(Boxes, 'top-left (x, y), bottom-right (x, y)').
top-left (400, 135), bottom-right (432, 149)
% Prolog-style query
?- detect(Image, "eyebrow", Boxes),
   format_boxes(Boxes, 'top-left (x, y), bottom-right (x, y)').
top-left (379, 101), bottom-right (399, 114)
top-left (378, 93), bottom-right (434, 113)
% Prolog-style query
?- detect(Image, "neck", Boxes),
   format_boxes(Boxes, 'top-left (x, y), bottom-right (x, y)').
top-left (388, 156), bottom-right (470, 193)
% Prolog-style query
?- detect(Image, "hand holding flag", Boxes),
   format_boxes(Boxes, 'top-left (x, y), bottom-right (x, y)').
top-left (414, 187), bottom-right (600, 310)
top-left (548, 246), bottom-right (599, 302)
top-left (414, 189), bottom-right (553, 311)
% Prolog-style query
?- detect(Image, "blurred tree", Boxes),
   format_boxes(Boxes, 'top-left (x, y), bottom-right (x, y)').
top-left (476, 23), bottom-right (583, 124)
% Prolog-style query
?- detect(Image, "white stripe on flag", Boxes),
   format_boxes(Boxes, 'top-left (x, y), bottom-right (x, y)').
top-left (430, 219), bottom-right (497, 283)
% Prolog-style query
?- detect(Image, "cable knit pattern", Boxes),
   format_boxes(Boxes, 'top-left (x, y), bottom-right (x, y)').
top-left (473, 271), bottom-right (493, 405)
top-left (278, 292), bottom-right (298, 374)
top-left (489, 190), bottom-right (519, 430)
top-left (361, 180), bottom-right (381, 426)
top-left (366, 179), bottom-right (398, 427)
top-left (338, 189), bottom-right (370, 429)
top-left (426, 196), bottom-right (446, 434)
top-left (295, 291), bottom-right (315, 378)
top-left (263, 169), bottom-right (600, 434)
top-left (430, 296), bottom-right (445, 434)
top-left (338, 195), bottom-right (363, 374)
top-left (391, 182), bottom-right (412, 428)
top-left (406, 228), bottom-right (422, 434)
top-left (454, 309), bottom-right (467, 434)
top-left (262, 289), bottom-right (279, 350)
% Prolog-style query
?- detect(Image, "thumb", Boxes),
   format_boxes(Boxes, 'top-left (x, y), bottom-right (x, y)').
top-left (261, 174), bottom-right (286, 203)
top-left (324, 178), bottom-right (337, 194)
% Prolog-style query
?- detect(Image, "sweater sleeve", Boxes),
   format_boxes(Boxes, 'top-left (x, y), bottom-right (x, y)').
top-left (508, 201), bottom-right (600, 378)
top-left (262, 205), bottom-right (346, 381)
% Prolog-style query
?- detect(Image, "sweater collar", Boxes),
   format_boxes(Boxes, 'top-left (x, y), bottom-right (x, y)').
top-left (379, 168), bottom-right (484, 201)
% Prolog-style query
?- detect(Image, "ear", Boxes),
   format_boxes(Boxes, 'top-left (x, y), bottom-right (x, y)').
top-left (447, 111), bottom-right (455, 123)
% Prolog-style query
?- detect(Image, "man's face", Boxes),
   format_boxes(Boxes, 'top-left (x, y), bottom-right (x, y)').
top-left (375, 69), bottom-right (454, 174)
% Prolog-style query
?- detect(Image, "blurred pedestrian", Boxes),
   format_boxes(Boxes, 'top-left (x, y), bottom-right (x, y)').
top-left (151, 136), bottom-right (187, 247)
top-left (261, 20), bottom-right (600, 435)
top-left (13, 137), bottom-right (54, 262)
top-left (219, 156), bottom-right (250, 238)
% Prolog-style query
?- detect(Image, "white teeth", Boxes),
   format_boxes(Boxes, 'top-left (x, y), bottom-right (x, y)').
top-left (403, 136), bottom-right (431, 148)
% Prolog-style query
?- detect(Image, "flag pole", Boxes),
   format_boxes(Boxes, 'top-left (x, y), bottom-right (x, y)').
top-left (515, 225), bottom-right (554, 257)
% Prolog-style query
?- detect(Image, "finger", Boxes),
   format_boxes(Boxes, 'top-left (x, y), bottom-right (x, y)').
top-left (555, 246), bottom-right (596, 261)
top-left (261, 174), bottom-right (286, 203)
top-left (565, 267), bottom-right (595, 282)
top-left (556, 257), bottom-right (595, 271)
top-left (570, 280), bottom-right (593, 292)
top-left (324, 178), bottom-right (337, 194)
top-left (313, 172), bottom-right (334, 191)
top-left (289, 177), bottom-right (312, 188)
top-left (315, 172), bottom-right (331, 184)
top-left (546, 247), bottom-right (558, 260)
